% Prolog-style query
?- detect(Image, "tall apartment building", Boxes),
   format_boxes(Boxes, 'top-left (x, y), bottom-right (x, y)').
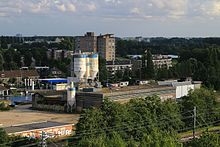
top-left (75, 32), bottom-right (97, 53)
top-left (97, 34), bottom-right (115, 61)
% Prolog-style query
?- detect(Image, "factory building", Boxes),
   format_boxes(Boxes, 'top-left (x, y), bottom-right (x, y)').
top-left (158, 80), bottom-right (202, 99)
top-left (32, 84), bottom-right (177, 112)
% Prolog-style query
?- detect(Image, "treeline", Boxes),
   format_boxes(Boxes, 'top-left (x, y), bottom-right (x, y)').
top-left (159, 47), bottom-right (220, 90)
top-left (0, 37), bottom-right (74, 76)
top-left (117, 38), bottom-right (220, 90)
top-left (69, 88), bottom-right (220, 147)
top-left (116, 38), bottom-right (220, 56)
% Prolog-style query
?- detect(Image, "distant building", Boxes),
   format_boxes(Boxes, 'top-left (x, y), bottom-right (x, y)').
top-left (106, 60), bottom-right (132, 74)
top-left (98, 34), bottom-right (115, 61)
top-left (47, 49), bottom-right (74, 60)
top-left (122, 37), bottom-right (151, 42)
top-left (50, 67), bottom-right (63, 77)
top-left (128, 54), bottom-right (173, 70)
top-left (75, 32), bottom-right (97, 53)
top-left (0, 70), bottom-right (39, 84)
top-left (0, 85), bottom-right (9, 96)
top-left (75, 32), bottom-right (116, 61)
top-left (152, 54), bottom-right (172, 69)
top-left (158, 80), bottom-right (202, 99)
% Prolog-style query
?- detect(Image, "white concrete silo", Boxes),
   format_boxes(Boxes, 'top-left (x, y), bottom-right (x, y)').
top-left (73, 54), bottom-right (87, 81)
top-left (88, 54), bottom-right (99, 80)
top-left (85, 56), bottom-right (90, 79)
top-left (67, 81), bottom-right (76, 112)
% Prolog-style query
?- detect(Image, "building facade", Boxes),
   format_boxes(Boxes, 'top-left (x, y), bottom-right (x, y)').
top-left (75, 32), bottom-right (97, 53)
top-left (152, 54), bottom-right (172, 69)
top-left (106, 60), bottom-right (132, 74)
top-left (97, 34), bottom-right (115, 61)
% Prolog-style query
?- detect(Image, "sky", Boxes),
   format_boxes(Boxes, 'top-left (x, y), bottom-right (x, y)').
top-left (1, 0), bottom-right (220, 37)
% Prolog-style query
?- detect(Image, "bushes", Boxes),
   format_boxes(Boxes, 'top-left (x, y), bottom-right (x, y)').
top-left (0, 101), bottom-right (10, 111)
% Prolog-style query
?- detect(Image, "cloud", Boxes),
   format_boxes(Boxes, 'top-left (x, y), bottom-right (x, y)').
top-left (87, 3), bottom-right (96, 12)
top-left (0, 0), bottom-right (220, 20)
top-left (200, 1), bottom-right (220, 16)
top-left (56, 4), bottom-right (66, 12)
top-left (130, 8), bottom-right (141, 15)
top-left (67, 4), bottom-right (76, 12)
top-left (0, 12), bottom-right (7, 17)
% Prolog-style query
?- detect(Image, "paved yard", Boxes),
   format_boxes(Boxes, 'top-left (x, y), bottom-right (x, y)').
top-left (0, 105), bottom-right (80, 127)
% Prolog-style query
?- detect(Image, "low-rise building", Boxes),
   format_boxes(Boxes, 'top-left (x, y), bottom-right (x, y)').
top-left (152, 54), bottom-right (172, 69)
top-left (0, 70), bottom-right (39, 84)
top-left (128, 54), bottom-right (173, 70)
top-left (158, 80), bottom-right (202, 99)
top-left (106, 60), bottom-right (132, 74)
top-left (0, 85), bottom-right (9, 96)
top-left (47, 49), bottom-right (73, 60)
top-left (32, 84), bottom-right (177, 112)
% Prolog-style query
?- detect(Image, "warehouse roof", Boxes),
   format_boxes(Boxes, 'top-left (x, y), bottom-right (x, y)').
top-left (0, 85), bottom-right (8, 91)
top-left (39, 78), bottom-right (67, 83)
top-left (0, 70), bottom-right (39, 78)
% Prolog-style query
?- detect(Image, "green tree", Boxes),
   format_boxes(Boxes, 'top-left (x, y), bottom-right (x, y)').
top-left (73, 97), bottom-right (183, 146)
top-left (185, 132), bottom-right (220, 147)
top-left (99, 57), bottom-right (108, 83)
top-left (0, 128), bottom-right (9, 147)
top-left (0, 52), bottom-right (4, 71)
top-left (179, 88), bottom-right (220, 128)
top-left (142, 49), bottom-right (155, 79)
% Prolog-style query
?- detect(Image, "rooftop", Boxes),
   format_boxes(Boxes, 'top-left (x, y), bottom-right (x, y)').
top-left (0, 70), bottom-right (39, 78)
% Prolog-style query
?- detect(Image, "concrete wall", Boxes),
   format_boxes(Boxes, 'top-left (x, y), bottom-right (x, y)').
top-left (76, 92), bottom-right (103, 112)
top-left (10, 124), bottom-right (73, 139)
top-left (176, 85), bottom-right (194, 99)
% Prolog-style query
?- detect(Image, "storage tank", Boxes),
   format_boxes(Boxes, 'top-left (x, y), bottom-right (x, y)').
top-left (88, 54), bottom-right (99, 80)
top-left (67, 82), bottom-right (76, 112)
top-left (85, 55), bottom-right (90, 79)
top-left (73, 54), bottom-right (87, 80)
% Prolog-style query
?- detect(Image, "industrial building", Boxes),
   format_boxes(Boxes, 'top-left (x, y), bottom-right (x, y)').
top-left (158, 80), bottom-right (202, 99)
top-left (32, 84), bottom-right (177, 112)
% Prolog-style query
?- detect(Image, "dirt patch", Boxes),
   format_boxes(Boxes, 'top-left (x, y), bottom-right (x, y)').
top-left (0, 104), bottom-right (80, 127)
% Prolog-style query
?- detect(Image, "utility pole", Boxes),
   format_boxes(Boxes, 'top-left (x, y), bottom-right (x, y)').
top-left (41, 131), bottom-right (47, 147)
top-left (193, 106), bottom-right (196, 139)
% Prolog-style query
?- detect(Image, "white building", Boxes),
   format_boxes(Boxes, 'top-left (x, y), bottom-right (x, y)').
top-left (158, 80), bottom-right (201, 99)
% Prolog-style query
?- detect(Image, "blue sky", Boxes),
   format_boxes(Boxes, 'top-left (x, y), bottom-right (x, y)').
top-left (1, 0), bottom-right (220, 37)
